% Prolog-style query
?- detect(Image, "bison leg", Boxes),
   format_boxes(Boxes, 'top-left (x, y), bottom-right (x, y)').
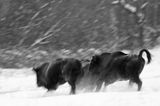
top-left (132, 77), bottom-right (142, 91)
top-left (129, 80), bottom-right (134, 86)
top-left (95, 79), bottom-right (104, 92)
top-left (95, 84), bottom-right (101, 92)
top-left (68, 80), bottom-right (76, 94)
top-left (137, 79), bottom-right (142, 91)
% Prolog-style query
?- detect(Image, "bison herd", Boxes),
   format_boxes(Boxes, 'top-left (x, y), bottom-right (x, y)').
top-left (33, 49), bottom-right (151, 94)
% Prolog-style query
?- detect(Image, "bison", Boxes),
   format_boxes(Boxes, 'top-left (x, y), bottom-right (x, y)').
top-left (33, 58), bottom-right (83, 94)
top-left (93, 49), bottom-right (151, 91)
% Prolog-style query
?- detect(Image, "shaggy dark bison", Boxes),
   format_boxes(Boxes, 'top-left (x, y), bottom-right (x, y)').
top-left (33, 58), bottom-right (83, 94)
top-left (97, 49), bottom-right (151, 91)
top-left (93, 49), bottom-right (151, 91)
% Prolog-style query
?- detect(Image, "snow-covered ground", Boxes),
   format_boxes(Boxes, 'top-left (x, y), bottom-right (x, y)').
top-left (0, 48), bottom-right (160, 106)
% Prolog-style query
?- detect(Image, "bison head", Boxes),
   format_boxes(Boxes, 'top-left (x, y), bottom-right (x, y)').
top-left (89, 55), bottom-right (102, 73)
top-left (32, 62), bottom-right (49, 87)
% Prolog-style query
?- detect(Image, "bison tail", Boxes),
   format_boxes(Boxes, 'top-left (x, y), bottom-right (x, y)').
top-left (138, 49), bottom-right (152, 64)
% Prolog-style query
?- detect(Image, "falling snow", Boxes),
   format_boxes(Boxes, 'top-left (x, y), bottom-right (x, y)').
top-left (0, 47), bottom-right (160, 106)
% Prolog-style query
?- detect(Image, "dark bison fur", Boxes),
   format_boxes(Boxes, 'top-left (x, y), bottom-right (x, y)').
top-left (95, 49), bottom-right (151, 91)
top-left (89, 51), bottom-right (127, 75)
top-left (33, 58), bottom-right (83, 94)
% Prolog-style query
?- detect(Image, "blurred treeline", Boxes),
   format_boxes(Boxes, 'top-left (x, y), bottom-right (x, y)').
top-left (0, 0), bottom-right (160, 68)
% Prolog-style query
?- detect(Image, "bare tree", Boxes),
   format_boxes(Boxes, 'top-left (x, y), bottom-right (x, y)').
top-left (112, 0), bottom-right (148, 48)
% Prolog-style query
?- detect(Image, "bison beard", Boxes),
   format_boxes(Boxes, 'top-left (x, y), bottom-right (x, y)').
top-left (33, 58), bottom-right (82, 94)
